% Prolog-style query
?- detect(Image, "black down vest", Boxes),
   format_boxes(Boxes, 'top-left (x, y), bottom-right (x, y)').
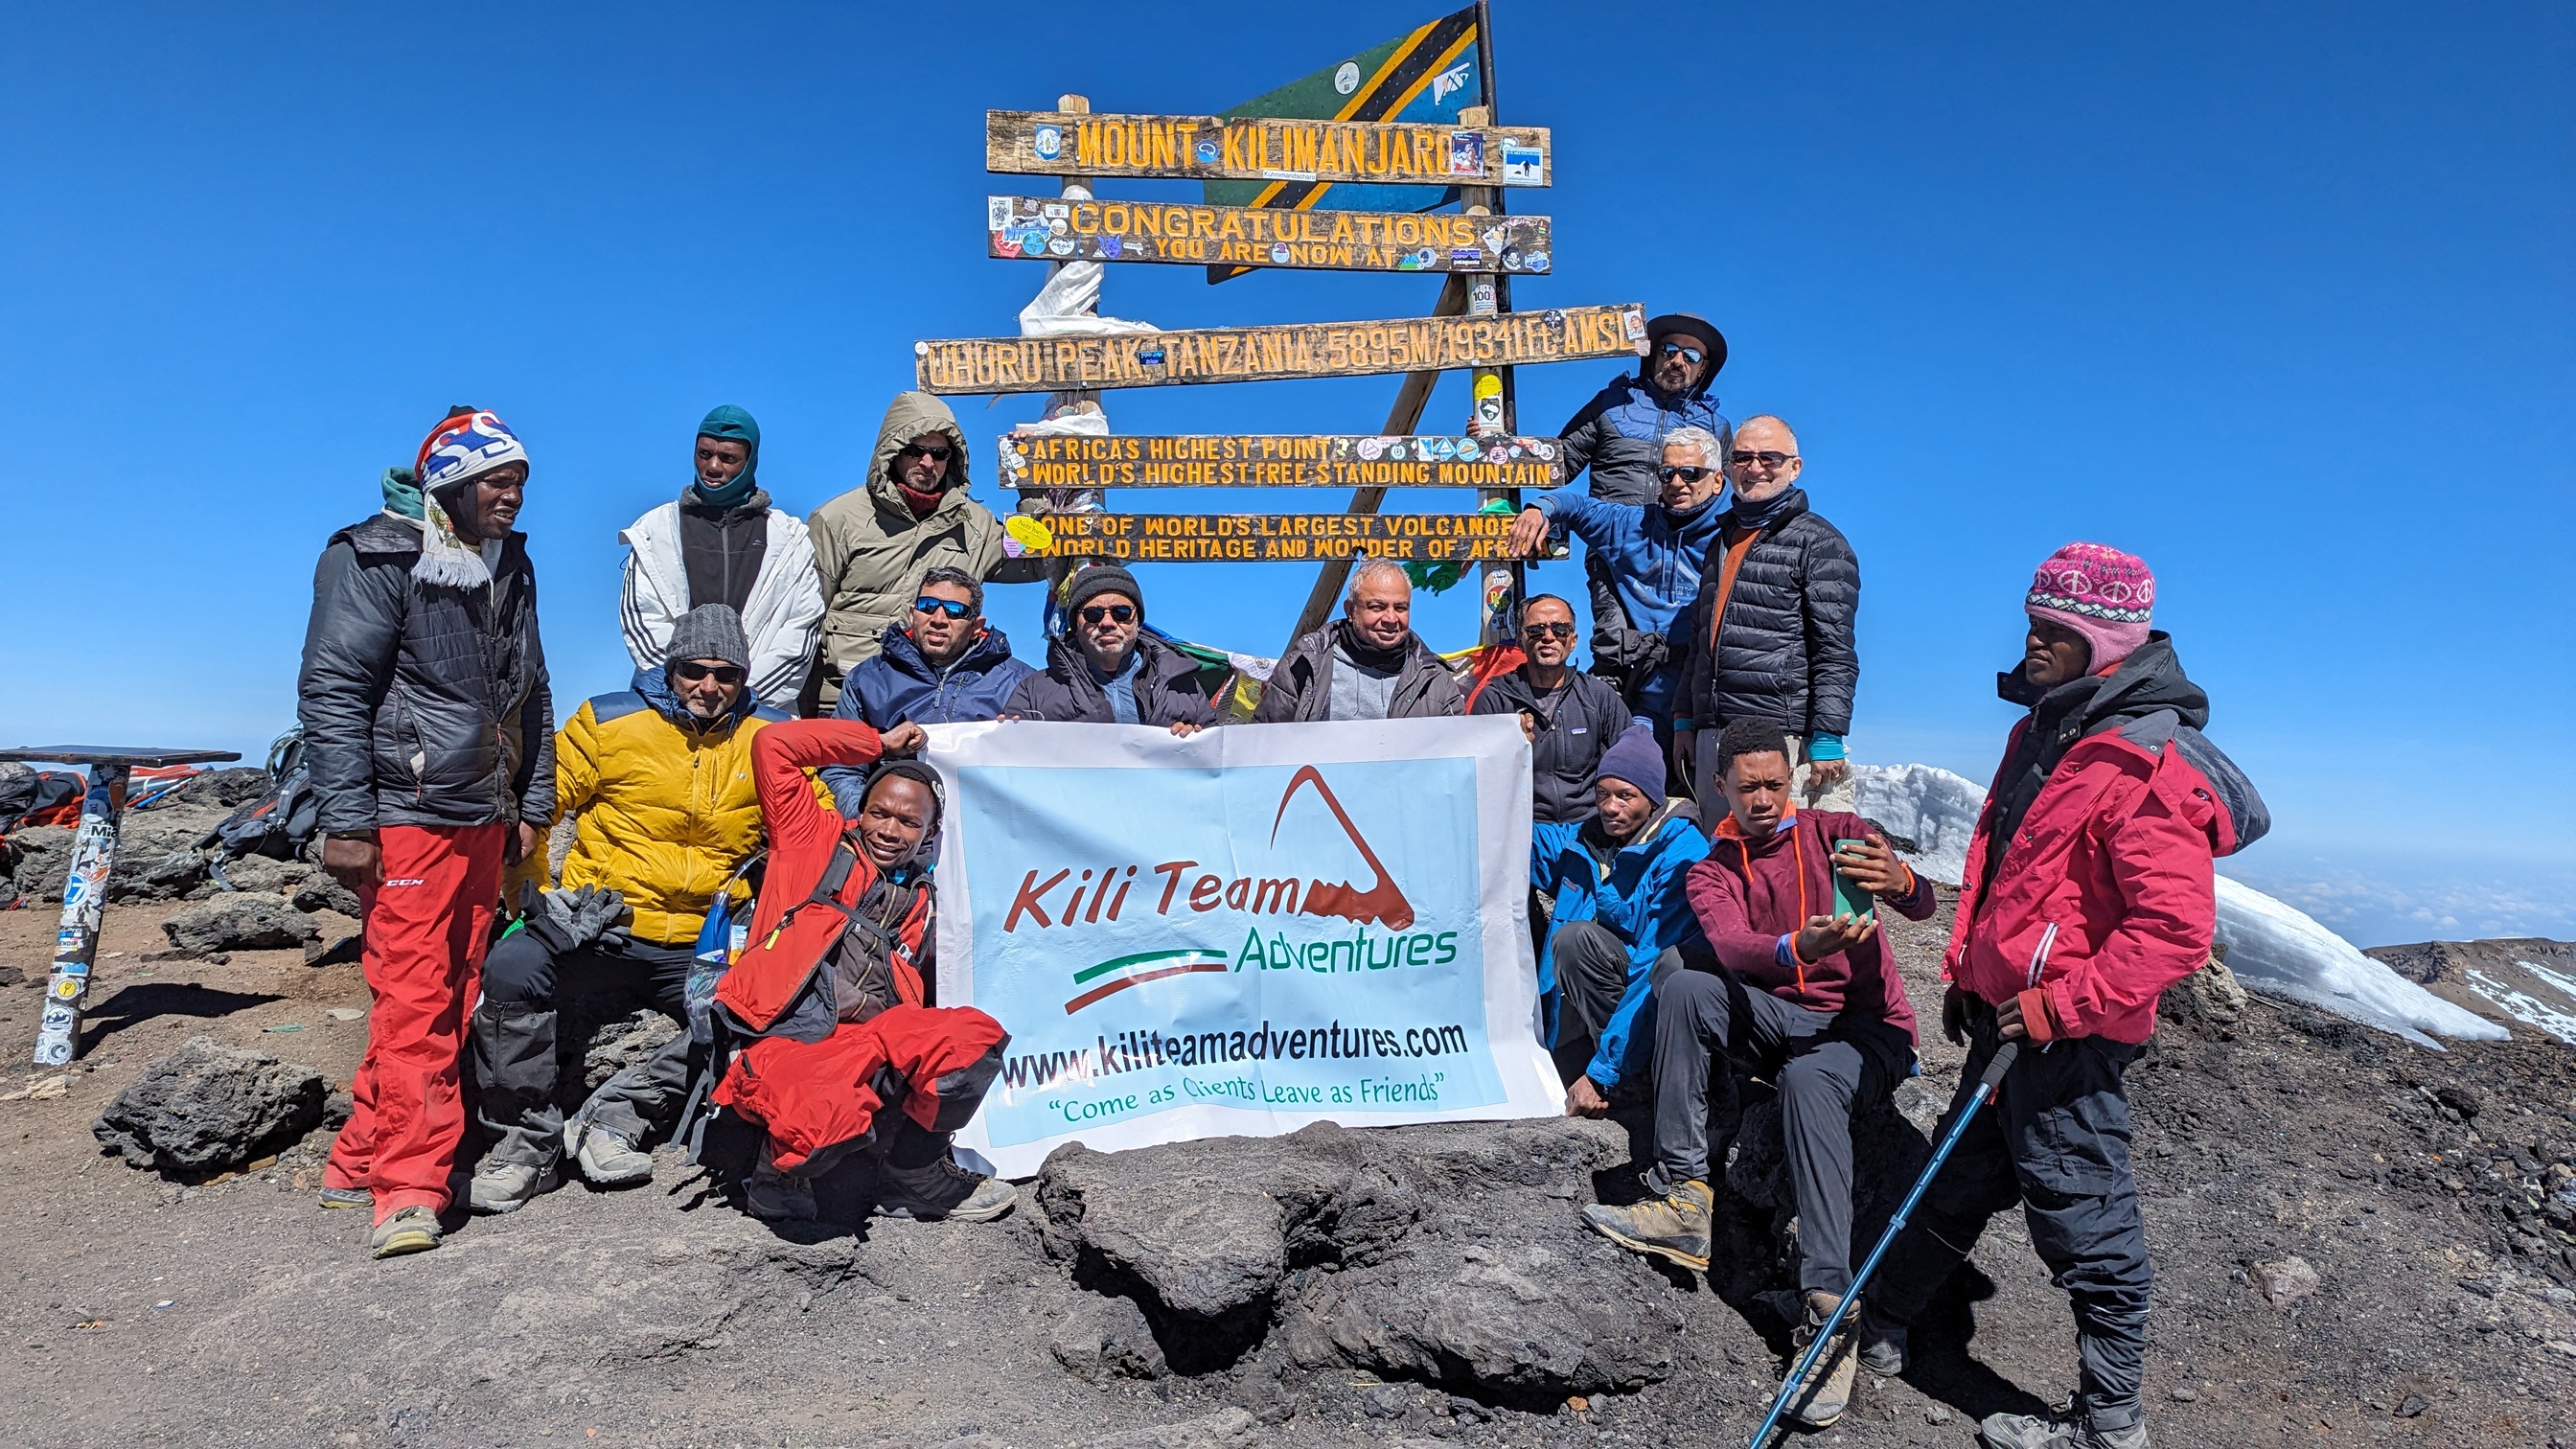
top-left (1674, 490), bottom-right (1860, 739)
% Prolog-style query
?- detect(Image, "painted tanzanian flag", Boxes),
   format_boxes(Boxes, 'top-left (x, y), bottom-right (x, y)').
top-left (1205, 5), bottom-right (1482, 282)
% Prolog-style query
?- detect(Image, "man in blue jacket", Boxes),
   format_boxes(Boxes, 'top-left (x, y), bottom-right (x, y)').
top-left (1532, 725), bottom-right (1709, 1116)
top-left (1506, 427), bottom-right (1729, 755)
top-left (1552, 312), bottom-right (1732, 694)
top-left (826, 565), bottom-right (1033, 814)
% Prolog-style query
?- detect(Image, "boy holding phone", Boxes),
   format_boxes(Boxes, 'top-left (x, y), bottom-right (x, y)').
top-left (1579, 716), bottom-right (1932, 1429)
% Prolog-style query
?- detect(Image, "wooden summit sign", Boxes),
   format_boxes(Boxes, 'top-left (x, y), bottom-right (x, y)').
top-left (987, 110), bottom-right (1551, 188)
top-left (999, 433), bottom-right (1560, 491)
top-left (1001, 511), bottom-right (1515, 564)
top-left (988, 196), bottom-right (1552, 275)
top-left (918, 305), bottom-right (1644, 394)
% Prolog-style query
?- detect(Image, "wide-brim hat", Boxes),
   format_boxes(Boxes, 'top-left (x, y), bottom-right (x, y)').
top-left (1644, 313), bottom-right (1727, 375)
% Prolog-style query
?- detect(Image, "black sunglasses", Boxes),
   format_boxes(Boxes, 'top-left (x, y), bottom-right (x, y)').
top-left (1733, 449), bottom-right (1797, 470)
top-left (1657, 465), bottom-right (1717, 483)
top-left (1077, 604), bottom-right (1137, 626)
top-left (912, 597), bottom-right (974, 619)
top-left (898, 443), bottom-right (954, 462)
top-left (672, 661), bottom-right (746, 685)
top-left (1521, 621), bottom-right (1577, 640)
top-left (1657, 341), bottom-right (1704, 365)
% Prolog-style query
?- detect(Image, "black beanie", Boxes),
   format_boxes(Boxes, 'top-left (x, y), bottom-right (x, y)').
top-left (1066, 564), bottom-right (1143, 620)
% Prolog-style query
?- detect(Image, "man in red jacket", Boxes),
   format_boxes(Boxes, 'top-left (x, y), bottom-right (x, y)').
top-left (707, 716), bottom-right (1017, 1225)
top-left (1859, 543), bottom-right (2261, 1449)
top-left (1580, 716), bottom-right (1933, 1429)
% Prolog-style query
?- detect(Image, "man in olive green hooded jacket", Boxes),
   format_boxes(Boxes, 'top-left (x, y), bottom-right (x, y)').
top-left (806, 392), bottom-right (1048, 711)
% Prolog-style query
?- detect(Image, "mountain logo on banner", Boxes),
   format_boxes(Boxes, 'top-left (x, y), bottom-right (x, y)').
top-left (1270, 766), bottom-right (1415, 931)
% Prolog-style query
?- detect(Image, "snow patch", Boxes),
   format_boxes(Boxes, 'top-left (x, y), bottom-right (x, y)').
top-left (2464, 962), bottom-right (2576, 1045)
top-left (1851, 763), bottom-right (2508, 1047)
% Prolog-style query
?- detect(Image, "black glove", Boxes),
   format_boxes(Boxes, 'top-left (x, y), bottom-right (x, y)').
top-left (1942, 985), bottom-right (1969, 1046)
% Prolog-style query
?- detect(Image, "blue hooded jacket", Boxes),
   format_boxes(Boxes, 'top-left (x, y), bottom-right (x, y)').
top-left (1533, 809), bottom-right (1710, 1091)
top-left (1530, 489), bottom-right (1725, 643)
top-left (1556, 367), bottom-right (1733, 508)
top-left (824, 621), bottom-right (1034, 814)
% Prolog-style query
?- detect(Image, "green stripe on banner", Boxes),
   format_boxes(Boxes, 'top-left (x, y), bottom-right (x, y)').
top-left (1070, 948), bottom-right (1231, 986)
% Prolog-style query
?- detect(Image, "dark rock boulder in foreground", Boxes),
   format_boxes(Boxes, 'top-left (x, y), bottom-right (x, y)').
top-left (160, 893), bottom-right (320, 954)
top-left (1037, 1116), bottom-right (1683, 1401)
top-left (93, 1035), bottom-right (327, 1175)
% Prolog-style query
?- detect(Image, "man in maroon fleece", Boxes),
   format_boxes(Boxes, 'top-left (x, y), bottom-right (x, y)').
top-left (1580, 716), bottom-right (1932, 1430)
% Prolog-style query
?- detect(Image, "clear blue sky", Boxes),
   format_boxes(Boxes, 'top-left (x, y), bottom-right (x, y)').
top-left (2, 4), bottom-right (2567, 948)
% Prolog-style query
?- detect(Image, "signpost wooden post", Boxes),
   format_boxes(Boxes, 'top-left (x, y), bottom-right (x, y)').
top-left (958, 13), bottom-right (1599, 697)
top-left (1000, 512), bottom-right (1516, 564)
top-left (999, 432), bottom-right (1558, 491)
top-left (915, 304), bottom-right (1643, 395)
top-left (986, 110), bottom-right (1552, 188)
top-left (986, 195), bottom-right (1552, 274)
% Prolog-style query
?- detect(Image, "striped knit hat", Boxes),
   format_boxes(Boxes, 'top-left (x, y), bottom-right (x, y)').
top-left (2026, 541), bottom-right (2155, 672)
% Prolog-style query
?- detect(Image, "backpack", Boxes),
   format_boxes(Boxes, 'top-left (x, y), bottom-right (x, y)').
top-left (0, 766), bottom-right (86, 833)
top-left (207, 731), bottom-right (322, 865)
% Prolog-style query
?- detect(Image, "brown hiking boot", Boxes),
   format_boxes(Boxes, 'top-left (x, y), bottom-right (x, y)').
top-left (1578, 1179), bottom-right (1713, 1270)
top-left (1785, 1294), bottom-right (1858, 1428)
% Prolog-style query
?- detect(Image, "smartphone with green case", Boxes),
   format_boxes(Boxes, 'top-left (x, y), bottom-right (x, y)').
top-left (1831, 838), bottom-right (1878, 921)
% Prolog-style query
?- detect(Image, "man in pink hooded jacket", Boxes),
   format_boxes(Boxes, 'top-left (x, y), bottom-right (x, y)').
top-left (1856, 543), bottom-right (2265, 1449)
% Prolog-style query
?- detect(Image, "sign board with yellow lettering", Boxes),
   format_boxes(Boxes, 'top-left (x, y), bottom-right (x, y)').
top-left (987, 196), bottom-right (1551, 275)
top-left (998, 512), bottom-right (1516, 564)
top-left (986, 110), bottom-right (1551, 188)
top-left (917, 305), bottom-right (1643, 395)
top-left (998, 433), bottom-right (1559, 491)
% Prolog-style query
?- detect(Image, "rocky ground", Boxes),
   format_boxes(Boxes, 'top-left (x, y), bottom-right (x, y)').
top-left (0, 794), bottom-right (2571, 1446)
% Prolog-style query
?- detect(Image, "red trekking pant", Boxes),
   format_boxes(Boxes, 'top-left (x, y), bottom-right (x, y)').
top-left (715, 1004), bottom-right (1007, 1174)
top-left (324, 822), bottom-right (505, 1219)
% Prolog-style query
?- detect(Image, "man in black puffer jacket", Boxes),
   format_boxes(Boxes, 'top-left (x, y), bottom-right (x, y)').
top-left (297, 406), bottom-right (555, 1260)
top-left (1671, 415), bottom-right (1859, 811)
top-left (1006, 564), bottom-right (1216, 732)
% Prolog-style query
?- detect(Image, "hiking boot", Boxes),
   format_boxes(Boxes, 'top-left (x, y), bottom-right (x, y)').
top-left (876, 1156), bottom-right (1017, 1222)
top-left (1578, 1179), bottom-right (1713, 1270)
top-left (1783, 1297), bottom-right (1857, 1428)
top-left (317, 1185), bottom-right (371, 1211)
top-left (745, 1163), bottom-right (817, 1222)
top-left (1980, 1403), bottom-right (2150, 1449)
top-left (1856, 1302), bottom-right (1910, 1376)
top-left (466, 1158), bottom-right (562, 1215)
top-left (368, 1206), bottom-right (442, 1259)
top-left (572, 1126), bottom-right (655, 1186)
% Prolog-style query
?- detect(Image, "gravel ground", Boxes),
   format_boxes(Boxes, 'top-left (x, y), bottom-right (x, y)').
top-left (0, 886), bottom-right (2568, 1447)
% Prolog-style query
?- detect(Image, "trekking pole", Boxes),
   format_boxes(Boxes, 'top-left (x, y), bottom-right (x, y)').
top-left (1747, 1040), bottom-right (2022, 1448)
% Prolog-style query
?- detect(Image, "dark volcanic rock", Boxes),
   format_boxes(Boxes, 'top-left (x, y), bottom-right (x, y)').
top-left (1037, 1116), bottom-right (1681, 1398)
top-left (92, 1035), bottom-right (327, 1175)
top-left (290, 873), bottom-right (364, 919)
top-left (567, 1005), bottom-right (685, 1094)
top-left (161, 894), bottom-right (320, 954)
top-left (176, 768), bottom-right (271, 808)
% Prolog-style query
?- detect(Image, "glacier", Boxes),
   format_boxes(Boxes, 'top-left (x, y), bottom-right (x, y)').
top-left (1851, 764), bottom-right (2506, 1048)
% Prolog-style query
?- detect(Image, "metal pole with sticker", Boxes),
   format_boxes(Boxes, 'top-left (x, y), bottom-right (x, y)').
top-left (3, 745), bottom-right (240, 1066)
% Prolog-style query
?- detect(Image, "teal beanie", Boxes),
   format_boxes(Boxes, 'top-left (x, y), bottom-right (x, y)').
top-left (690, 404), bottom-right (762, 508)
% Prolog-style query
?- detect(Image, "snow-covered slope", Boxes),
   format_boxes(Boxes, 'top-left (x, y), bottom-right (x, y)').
top-left (1851, 764), bottom-right (2507, 1048)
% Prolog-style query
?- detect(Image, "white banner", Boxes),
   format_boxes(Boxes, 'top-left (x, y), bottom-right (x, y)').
top-left (926, 715), bottom-right (1558, 1178)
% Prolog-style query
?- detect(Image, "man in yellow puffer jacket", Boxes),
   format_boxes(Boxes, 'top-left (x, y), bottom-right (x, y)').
top-left (467, 604), bottom-right (791, 1213)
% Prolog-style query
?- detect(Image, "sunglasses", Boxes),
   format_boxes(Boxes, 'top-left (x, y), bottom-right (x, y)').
top-left (1521, 621), bottom-right (1577, 640)
top-left (898, 443), bottom-right (954, 463)
top-left (1733, 450), bottom-right (1797, 470)
top-left (912, 597), bottom-right (974, 619)
top-left (672, 661), bottom-right (746, 685)
top-left (1657, 465), bottom-right (1717, 483)
top-left (1658, 342), bottom-right (1704, 365)
top-left (1077, 604), bottom-right (1137, 626)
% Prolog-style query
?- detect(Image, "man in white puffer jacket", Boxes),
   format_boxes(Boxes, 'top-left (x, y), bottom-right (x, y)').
top-left (620, 405), bottom-right (825, 708)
